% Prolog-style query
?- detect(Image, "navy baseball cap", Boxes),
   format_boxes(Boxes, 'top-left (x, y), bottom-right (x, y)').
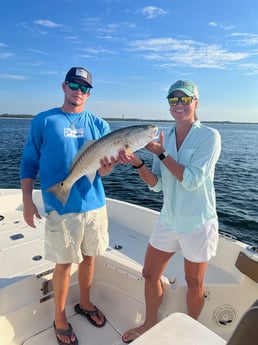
top-left (65, 67), bottom-right (93, 88)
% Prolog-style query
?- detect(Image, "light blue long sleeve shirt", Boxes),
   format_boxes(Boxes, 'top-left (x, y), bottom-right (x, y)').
top-left (150, 120), bottom-right (221, 234)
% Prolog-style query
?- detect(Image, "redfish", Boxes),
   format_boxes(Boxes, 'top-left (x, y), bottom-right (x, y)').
top-left (47, 125), bottom-right (158, 205)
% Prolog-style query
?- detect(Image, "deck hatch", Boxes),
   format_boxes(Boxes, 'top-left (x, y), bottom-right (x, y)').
top-left (10, 233), bottom-right (24, 240)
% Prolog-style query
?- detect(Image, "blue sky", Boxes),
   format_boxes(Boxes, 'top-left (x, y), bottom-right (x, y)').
top-left (1, 0), bottom-right (258, 122)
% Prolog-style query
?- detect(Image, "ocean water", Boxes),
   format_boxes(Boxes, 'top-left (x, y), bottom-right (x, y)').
top-left (0, 118), bottom-right (257, 245)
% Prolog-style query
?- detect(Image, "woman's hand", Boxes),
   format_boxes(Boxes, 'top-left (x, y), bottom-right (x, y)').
top-left (117, 149), bottom-right (142, 167)
top-left (145, 131), bottom-right (165, 155)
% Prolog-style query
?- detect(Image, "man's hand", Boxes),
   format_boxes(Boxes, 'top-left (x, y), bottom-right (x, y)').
top-left (98, 156), bottom-right (117, 176)
top-left (23, 201), bottom-right (42, 228)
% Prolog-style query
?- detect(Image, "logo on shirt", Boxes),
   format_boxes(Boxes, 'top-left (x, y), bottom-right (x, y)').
top-left (64, 128), bottom-right (84, 138)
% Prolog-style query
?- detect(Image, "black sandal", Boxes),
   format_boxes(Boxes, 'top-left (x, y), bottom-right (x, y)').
top-left (74, 303), bottom-right (106, 327)
top-left (53, 322), bottom-right (78, 345)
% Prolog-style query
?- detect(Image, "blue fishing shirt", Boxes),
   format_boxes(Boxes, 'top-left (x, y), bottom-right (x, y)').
top-left (20, 108), bottom-right (110, 215)
top-left (150, 120), bottom-right (221, 234)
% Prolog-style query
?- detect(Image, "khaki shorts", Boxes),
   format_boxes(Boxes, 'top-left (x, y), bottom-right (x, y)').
top-left (44, 206), bottom-right (109, 264)
top-left (149, 218), bottom-right (219, 263)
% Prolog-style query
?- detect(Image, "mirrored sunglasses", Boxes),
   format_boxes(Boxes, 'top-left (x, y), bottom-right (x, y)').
top-left (168, 96), bottom-right (196, 106)
top-left (66, 82), bottom-right (91, 94)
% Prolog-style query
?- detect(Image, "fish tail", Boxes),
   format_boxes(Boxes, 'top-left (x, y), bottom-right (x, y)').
top-left (46, 181), bottom-right (71, 206)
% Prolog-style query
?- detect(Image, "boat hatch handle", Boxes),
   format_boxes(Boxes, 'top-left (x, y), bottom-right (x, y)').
top-left (41, 279), bottom-right (53, 295)
top-left (40, 292), bottom-right (54, 303)
top-left (32, 255), bottom-right (43, 261)
top-left (37, 268), bottom-right (54, 278)
top-left (114, 244), bottom-right (123, 250)
top-left (235, 251), bottom-right (258, 283)
top-left (0, 215), bottom-right (4, 221)
top-left (10, 233), bottom-right (24, 240)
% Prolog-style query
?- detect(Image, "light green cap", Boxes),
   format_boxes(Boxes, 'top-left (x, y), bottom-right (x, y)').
top-left (167, 80), bottom-right (199, 99)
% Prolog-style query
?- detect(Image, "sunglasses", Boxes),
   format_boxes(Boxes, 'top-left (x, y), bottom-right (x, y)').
top-left (168, 96), bottom-right (196, 106)
top-left (66, 82), bottom-right (91, 94)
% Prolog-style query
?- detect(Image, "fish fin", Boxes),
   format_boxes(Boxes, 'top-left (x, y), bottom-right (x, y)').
top-left (46, 181), bottom-right (71, 206)
top-left (71, 140), bottom-right (96, 170)
top-left (85, 172), bottom-right (97, 184)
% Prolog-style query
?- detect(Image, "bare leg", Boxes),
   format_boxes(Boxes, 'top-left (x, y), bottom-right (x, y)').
top-left (142, 245), bottom-right (173, 329)
top-left (77, 255), bottom-right (105, 325)
top-left (122, 244), bottom-right (173, 342)
top-left (184, 259), bottom-right (208, 319)
top-left (53, 263), bottom-right (76, 344)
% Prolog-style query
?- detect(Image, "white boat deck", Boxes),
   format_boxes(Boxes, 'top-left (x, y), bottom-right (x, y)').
top-left (1, 189), bottom-right (258, 345)
top-left (23, 315), bottom-right (125, 345)
top-left (0, 209), bottom-right (240, 290)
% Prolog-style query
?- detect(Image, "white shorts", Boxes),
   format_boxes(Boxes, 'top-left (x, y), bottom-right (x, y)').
top-left (45, 206), bottom-right (109, 264)
top-left (149, 219), bottom-right (219, 263)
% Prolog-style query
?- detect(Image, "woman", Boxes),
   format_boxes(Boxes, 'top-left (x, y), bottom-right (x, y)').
top-left (121, 80), bottom-right (221, 343)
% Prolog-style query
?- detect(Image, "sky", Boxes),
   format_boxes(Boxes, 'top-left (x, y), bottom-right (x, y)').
top-left (1, 0), bottom-right (258, 122)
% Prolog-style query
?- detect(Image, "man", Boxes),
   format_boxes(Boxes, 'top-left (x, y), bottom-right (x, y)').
top-left (20, 67), bottom-right (116, 345)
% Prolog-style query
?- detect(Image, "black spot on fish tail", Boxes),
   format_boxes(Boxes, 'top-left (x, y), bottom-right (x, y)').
top-left (46, 181), bottom-right (71, 206)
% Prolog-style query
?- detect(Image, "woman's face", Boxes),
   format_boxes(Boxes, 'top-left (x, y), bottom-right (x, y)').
top-left (168, 90), bottom-right (198, 123)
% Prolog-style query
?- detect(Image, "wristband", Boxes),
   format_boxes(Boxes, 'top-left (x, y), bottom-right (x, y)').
top-left (132, 160), bottom-right (145, 169)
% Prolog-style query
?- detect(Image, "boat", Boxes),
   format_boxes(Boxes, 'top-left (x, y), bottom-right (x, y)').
top-left (1, 188), bottom-right (258, 345)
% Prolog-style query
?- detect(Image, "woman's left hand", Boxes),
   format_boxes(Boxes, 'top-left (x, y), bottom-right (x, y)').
top-left (146, 131), bottom-right (165, 155)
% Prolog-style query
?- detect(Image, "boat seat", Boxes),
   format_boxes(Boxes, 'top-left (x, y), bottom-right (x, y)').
top-left (132, 312), bottom-right (226, 345)
top-left (132, 299), bottom-right (258, 345)
top-left (235, 251), bottom-right (258, 283)
top-left (227, 299), bottom-right (258, 345)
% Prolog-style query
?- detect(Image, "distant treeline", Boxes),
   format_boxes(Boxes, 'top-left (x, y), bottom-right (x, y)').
top-left (0, 114), bottom-right (33, 119)
top-left (0, 114), bottom-right (170, 122)
top-left (0, 114), bottom-right (257, 124)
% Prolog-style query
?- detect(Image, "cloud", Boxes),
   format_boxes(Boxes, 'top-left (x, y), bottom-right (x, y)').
top-left (140, 6), bottom-right (169, 19)
top-left (0, 74), bottom-right (27, 80)
top-left (0, 53), bottom-right (14, 59)
top-left (96, 35), bottom-right (113, 40)
top-left (238, 63), bottom-right (258, 75)
top-left (208, 21), bottom-right (234, 30)
top-left (96, 22), bottom-right (136, 36)
top-left (229, 32), bottom-right (258, 45)
top-left (34, 20), bottom-right (62, 28)
top-left (127, 37), bottom-right (249, 69)
top-left (65, 36), bottom-right (83, 44)
top-left (28, 48), bottom-right (47, 55)
top-left (209, 22), bottom-right (218, 27)
top-left (82, 48), bottom-right (115, 54)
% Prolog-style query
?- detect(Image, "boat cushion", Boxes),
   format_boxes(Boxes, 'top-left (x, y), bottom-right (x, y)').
top-left (132, 312), bottom-right (226, 345)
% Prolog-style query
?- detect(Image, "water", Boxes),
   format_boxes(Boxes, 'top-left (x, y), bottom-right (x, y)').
top-left (0, 118), bottom-right (257, 245)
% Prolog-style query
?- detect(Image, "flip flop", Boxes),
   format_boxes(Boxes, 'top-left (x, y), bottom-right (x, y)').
top-left (74, 303), bottom-right (106, 328)
top-left (53, 322), bottom-right (78, 345)
top-left (122, 329), bottom-right (141, 343)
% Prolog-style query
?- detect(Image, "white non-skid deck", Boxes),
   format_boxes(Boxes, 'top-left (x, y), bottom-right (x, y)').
top-left (23, 315), bottom-right (125, 345)
top-left (1, 189), bottom-right (258, 345)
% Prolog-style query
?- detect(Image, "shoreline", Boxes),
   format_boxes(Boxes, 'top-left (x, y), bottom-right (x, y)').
top-left (0, 115), bottom-right (258, 125)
